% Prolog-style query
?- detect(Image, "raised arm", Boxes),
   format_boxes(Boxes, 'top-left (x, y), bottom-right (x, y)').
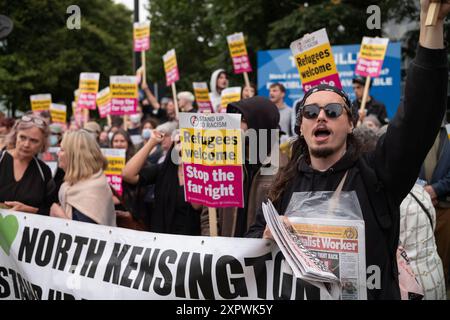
top-left (374, 1), bottom-right (450, 205)
top-left (122, 131), bottom-right (164, 184)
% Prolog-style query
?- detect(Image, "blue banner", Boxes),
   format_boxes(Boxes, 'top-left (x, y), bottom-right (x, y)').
top-left (257, 42), bottom-right (401, 119)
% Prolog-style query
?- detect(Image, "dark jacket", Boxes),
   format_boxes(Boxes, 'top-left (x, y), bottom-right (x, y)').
top-left (419, 125), bottom-right (450, 205)
top-left (352, 96), bottom-right (388, 125)
top-left (210, 97), bottom-right (281, 237)
top-left (247, 46), bottom-right (448, 300)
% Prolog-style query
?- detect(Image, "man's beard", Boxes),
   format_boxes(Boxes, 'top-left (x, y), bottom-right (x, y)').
top-left (310, 146), bottom-right (335, 158)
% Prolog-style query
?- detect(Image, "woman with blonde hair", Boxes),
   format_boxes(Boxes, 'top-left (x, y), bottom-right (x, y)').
top-left (50, 129), bottom-right (116, 226)
top-left (0, 114), bottom-right (56, 214)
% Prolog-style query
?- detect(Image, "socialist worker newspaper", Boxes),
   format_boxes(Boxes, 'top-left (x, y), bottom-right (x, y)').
top-left (262, 200), bottom-right (367, 300)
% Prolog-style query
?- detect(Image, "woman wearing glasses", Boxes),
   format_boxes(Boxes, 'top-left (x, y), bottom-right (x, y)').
top-left (0, 114), bottom-right (56, 214)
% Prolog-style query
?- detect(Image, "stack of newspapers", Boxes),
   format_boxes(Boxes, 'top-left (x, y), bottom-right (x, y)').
top-left (262, 200), bottom-right (341, 298)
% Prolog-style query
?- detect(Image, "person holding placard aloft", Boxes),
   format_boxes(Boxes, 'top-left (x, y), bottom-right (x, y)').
top-left (122, 129), bottom-right (202, 235)
top-left (248, 1), bottom-right (450, 300)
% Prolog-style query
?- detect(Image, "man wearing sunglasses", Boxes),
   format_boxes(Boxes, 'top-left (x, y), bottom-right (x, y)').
top-left (247, 1), bottom-right (450, 300)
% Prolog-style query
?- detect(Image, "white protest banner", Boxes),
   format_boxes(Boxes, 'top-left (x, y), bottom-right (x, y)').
top-left (219, 87), bottom-right (241, 113)
top-left (101, 148), bottom-right (126, 196)
top-left (180, 113), bottom-right (243, 208)
top-left (49, 103), bottom-right (67, 125)
top-left (30, 94), bottom-right (51, 113)
top-left (77, 73), bottom-right (100, 110)
top-left (133, 21), bottom-right (150, 52)
top-left (193, 82), bottom-right (214, 113)
top-left (1, 209), bottom-right (341, 300)
top-left (110, 76), bottom-right (138, 116)
top-left (355, 37), bottom-right (389, 78)
top-left (290, 28), bottom-right (341, 92)
top-left (96, 87), bottom-right (112, 119)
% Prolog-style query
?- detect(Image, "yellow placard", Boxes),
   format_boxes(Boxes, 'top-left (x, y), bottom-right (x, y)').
top-left (220, 93), bottom-right (241, 110)
top-left (134, 26), bottom-right (150, 39)
top-left (97, 91), bottom-right (111, 106)
top-left (104, 156), bottom-right (126, 175)
top-left (293, 223), bottom-right (359, 240)
top-left (50, 110), bottom-right (66, 123)
top-left (110, 83), bottom-right (138, 99)
top-left (31, 100), bottom-right (51, 112)
top-left (164, 55), bottom-right (177, 73)
top-left (294, 43), bottom-right (337, 83)
top-left (228, 40), bottom-right (248, 58)
top-left (180, 128), bottom-right (242, 166)
top-left (194, 88), bottom-right (211, 102)
top-left (79, 79), bottom-right (99, 94)
top-left (359, 43), bottom-right (388, 60)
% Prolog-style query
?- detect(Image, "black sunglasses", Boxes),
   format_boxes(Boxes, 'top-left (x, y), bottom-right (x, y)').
top-left (302, 103), bottom-right (349, 120)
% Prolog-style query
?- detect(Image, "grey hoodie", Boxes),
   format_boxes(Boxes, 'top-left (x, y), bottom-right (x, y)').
top-left (210, 68), bottom-right (227, 112)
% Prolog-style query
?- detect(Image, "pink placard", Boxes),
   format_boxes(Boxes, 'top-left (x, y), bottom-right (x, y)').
top-left (355, 58), bottom-right (383, 78)
top-left (110, 98), bottom-right (137, 116)
top-left (232, 55), bottom-right (252, 74)
top-left (303, 73), bottom-right (342, 92)
top-left (78, 93), bottom-right (97, 110)
top-left (197, 101), bottom-right (214, 113)
top-left (98, 102), bottom-right (111, 119)
top-left (107, 174), bottom-right (123, 196)
top-left (134, 38), bottom-right (150, 52)
top-left (165, 67), bottom-right (180, 87)
top-left (183, 163), bottom-right (243, 208)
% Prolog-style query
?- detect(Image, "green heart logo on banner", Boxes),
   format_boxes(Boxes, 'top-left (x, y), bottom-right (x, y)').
top-left (0, 214), bottom-right (19, 256)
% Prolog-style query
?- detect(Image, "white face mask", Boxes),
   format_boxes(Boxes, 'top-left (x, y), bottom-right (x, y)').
top-left (130, 114), bottom-right (142, 124)
top-left (142, 128), bottom-right (152, 140)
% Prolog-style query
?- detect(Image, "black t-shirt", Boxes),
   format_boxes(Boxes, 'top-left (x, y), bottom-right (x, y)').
top-left (0, 151), bottom-right (55, 215)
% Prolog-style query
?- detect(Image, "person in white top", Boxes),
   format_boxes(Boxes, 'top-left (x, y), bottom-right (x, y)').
top-left (400, 183), bottom-right (446, 300)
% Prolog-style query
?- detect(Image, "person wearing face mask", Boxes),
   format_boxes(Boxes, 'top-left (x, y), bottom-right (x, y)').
top-left (127, 113), bottom-right (143, 136)
top-left (122, 129), bottom-right (202, 235)
top-left (140, 118), bottom-right (159, 145)
top-left (48, 124), bottom-right (63, 147)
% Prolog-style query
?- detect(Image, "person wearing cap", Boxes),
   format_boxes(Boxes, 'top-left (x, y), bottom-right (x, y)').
top-left (83, 121), bottom-right (101, 143)
top-left (352, 75), bottom-right (388, 126)
top-left (177, 91), bottom-right (197, 113)
top-left (247, 2), bottom-right (450, 300)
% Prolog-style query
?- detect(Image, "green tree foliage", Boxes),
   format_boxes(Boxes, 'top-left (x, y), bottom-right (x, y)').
top-left (147, 0), bottom-right (418, 94)
top-left (1, 0), bottom-right (434, 114)
top-left (0, 0), bottom-right (133, 115)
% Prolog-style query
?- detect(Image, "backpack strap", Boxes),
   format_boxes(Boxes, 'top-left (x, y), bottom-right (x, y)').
top-left (0, 148), bottom-right (6, 164)
top-left (33, 157), bottom-right (45, 182)
top-left (408, 191), bottom-right (434, 230)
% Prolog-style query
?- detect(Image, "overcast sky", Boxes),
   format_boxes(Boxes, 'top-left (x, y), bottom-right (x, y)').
top-left (113, 0), bottom-right (149, 21)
